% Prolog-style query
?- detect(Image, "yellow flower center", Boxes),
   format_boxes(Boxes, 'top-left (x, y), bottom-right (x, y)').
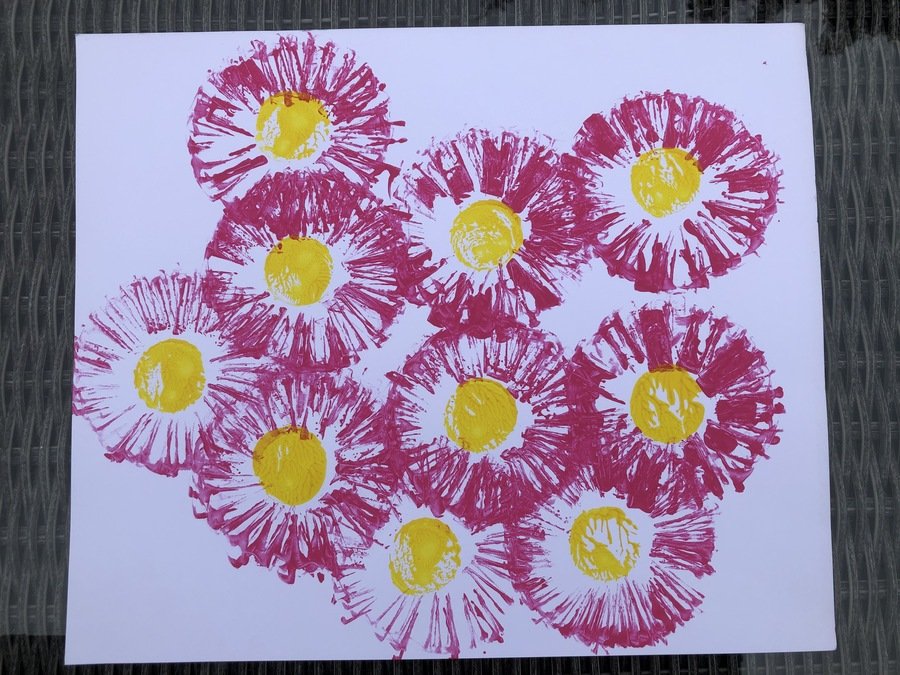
top-left (256, 91), bottom-right (331, 160)
top-left (252, 426), bottom-right (328, 506)
top-left (264, 236), bottom-right (333, 306)
top-left (389, 518), bottom-right (463, 595)
top-left (630, 147), bottom-right (702, 217)
top-left (450, 199), bottom-right (524, 270)
top-left (133, 338), bottom-right (206, 413)
top-left (630, 366), bottom-right (705, 444)
top-left (569, 507), bottom-right (640, 581)
top-left (444, 378), bottom-right (518, 453)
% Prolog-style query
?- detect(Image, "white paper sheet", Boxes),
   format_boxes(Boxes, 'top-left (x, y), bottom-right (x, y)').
top-left (69, 24), bottom-right (834, 663)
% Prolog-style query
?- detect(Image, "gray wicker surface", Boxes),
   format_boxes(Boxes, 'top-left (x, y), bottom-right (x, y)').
top-left (1, 0), bottom-right (898, 673)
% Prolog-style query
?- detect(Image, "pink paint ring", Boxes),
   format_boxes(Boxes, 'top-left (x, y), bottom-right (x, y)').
top-left (395, 128), bottom-right (596, 335)
top-left (188, 33), bottom-right (403, 202)
top-left (204, 171), bottom-right (411, 370)
top-left (573, 91), bottom-right (781, 292)
top-left (191, 369), bottom-right (396, 583)
top-left (569, 301), bottom-right (785, 506)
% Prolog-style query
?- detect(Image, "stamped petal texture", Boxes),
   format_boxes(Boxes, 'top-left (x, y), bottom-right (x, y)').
top-left (574, 91), bottom-right (780, 292)
top-left (569, 301), bottom-right (784, 507)
top-left (395, 128), bottom-right (596, 336)
top-left (73, 271), bottom-right (264, 476)
top-left (189, 33), bottom-right (403, 202)
top-left (204, 171), bottom-right (411, 371)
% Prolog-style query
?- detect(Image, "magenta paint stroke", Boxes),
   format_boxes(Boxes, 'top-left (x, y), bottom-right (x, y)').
top-left (204, 170), bottom-right (412, 371)
top-left (573, 91), bottom-right (781, 292)
top-left (191, 368), bottom-right (396, 583)
top-left (73, 270), bottom-right (265, 477)
top-left (189, 33), bottom-right (404, 202)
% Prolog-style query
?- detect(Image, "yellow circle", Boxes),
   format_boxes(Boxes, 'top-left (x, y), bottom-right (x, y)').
top-left (264, 236), bottom-right (333, 306)
top-left (256, 91), bottom-right (331, 160)
top-left (444, 378), bottom-right (518, 453)
top-left (133, 338), bottom-right (206, 413)
top-left (630, 147), bottom-right (702, 218)
top-left (569, 507), bottom-right (640, 581)
top-left (389, 518), bottom-right (462, 595)
top-left (630, 366), bottom-right (705, 444)
top-left (252, 426), bottom-right (328, 506)
top-left (450, 199), bottom-right (524, 271)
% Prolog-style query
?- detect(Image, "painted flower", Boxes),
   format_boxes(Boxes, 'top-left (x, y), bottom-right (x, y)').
top-left (507, 462), bottom-right (716, 650)
top-left (395, 128), bottom-right (594, 335)
top-left (204, 171), bottom-right (410, 370)
top-left (569, 301), bottom-right (784, 506)
top-left (189, 33), bottom-right (401, 201)
top-left (334, 496), bottom-right (514, 657)
top-left (574, 91), bottom-right (780, 292)
top-left (386, 323), bottom-right (575, 529)
top-left (191, 370), bottom-right (395, 583)
top-left (73, 271), bottom-right (262, 476)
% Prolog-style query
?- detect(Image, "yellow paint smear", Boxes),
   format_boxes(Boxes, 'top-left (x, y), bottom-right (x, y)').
top-left (389, 518), bottom-right (462, 595)
top-left (133, 338), bottom-right (206, 413)
top-left (630, 365), bottom-right (705, 444)
top-left (569, 506), bottom-right (640, 581)
top-left (256, 91), bottom-right (331, 160)
top-left (264, 236), bottom-right (333, 306)
top-left (450, 199), bottom-right (524, 271)
top-left (253, 426), bottom-right (328, 506)
top-left (444, 378), bottom-right (518, 453)
top-left (630, 147), bottom-right (702, 218)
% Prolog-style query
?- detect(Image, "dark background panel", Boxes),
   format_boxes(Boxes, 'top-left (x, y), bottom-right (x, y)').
top-left (0, 1), bottom-right (897, 673)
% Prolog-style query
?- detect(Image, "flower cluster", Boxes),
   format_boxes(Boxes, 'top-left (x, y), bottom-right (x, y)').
top-left (74, 34), bottom-right (784, 658)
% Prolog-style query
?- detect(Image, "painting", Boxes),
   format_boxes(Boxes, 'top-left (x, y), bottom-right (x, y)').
top-left (68, 26), bottom-right (834, 663)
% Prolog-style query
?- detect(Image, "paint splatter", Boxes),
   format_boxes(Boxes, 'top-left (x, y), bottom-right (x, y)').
top-left (394, 128), bottom-right (596, 336)
top-left (189, 33), bottom-right (403, 202)
top-left (334, 496), bottom-right (514, 658)
top-left (385, 322), bottom-right (576, 530)
top-left (569, 301), bottom-right (785, 506)
top-left (506, 461), bottom-right (716, 650)
top-left (191, 369), bottom-right (396, 583)
top-left (573, 91), bottom-right (781, 292)
top-left (72, 271), bottom-right (265, 476)
top-left (204, 171), bottom-right (411, 370)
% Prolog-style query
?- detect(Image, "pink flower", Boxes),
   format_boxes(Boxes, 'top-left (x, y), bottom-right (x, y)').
top-left (507, 461), bottom-right (716, 650)
top-left (189, 34), bottom-right (402, 201)
top-left (386, 323), bottom-right (575, 529)
top-left (191, 370), bottom-right (396, 582)
top-left (334, 495), bottom-right (514, 657)
top-left (395, 128), bottom-right (595, 335)
top-left (73, 271), bottom-right (262, 476)
top-left (574, 91), bottom-right (780, 292)
top-left (569, 301), bottom-right (784, 506)
top-left (204, 171), bottom-right (410, 370)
